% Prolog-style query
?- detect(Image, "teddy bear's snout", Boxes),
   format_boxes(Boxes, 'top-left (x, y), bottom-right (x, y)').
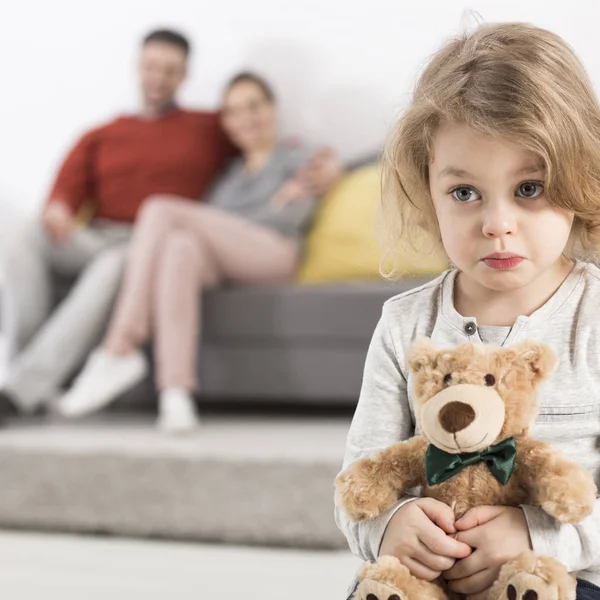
top-left (438, 401), bottom-right (476, 433)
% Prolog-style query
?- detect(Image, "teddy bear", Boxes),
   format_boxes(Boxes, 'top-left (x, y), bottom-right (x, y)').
top-left (335, 339), bottom-right (598, 600)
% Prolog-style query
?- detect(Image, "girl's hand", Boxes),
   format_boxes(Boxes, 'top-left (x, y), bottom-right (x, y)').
top-left (379, 497), bottom-right (472, 582)
top-left (444, 506), bottom-right (532, 600)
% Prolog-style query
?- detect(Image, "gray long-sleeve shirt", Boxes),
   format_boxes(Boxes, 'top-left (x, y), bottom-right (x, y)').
top-left (335, 260), bottom-right (600, 588)
top-left (203, 142), bottom-right (318, 240)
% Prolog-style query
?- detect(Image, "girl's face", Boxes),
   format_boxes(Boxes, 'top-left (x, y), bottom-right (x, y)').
top-left (428, 123), bottom-right (575, 294)
top-left (221, 81), bottom-right (277, 153)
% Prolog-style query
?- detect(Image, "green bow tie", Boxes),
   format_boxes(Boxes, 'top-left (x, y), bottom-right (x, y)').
top-left (425, 437), bottom-right (517, 486)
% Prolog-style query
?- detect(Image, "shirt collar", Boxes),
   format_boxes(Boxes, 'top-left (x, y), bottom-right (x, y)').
top-left (439, 260), bottom-right (587, 338)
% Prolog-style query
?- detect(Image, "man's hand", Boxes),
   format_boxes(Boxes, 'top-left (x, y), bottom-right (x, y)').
top-left (379, 498), bottom-right (472, 582)
top-left (42, 202), bottom-right (75, 243)
top-left (444, 506), bottom-right (532, 600)
top-left (296, 147), bottom-right (344, 196)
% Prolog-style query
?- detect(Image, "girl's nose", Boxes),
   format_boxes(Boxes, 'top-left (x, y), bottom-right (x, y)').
top-left (482, 199), bottom-right (517, 238)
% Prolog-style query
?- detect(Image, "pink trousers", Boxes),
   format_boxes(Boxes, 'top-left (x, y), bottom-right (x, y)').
top-left (104, 196), bottom-right (299, 391)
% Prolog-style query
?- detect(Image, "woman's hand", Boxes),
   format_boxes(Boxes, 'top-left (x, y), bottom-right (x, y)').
top-left (444, 506), bottom-right (532, 600)
top-left (270, 178), bottom-right (310, 207)
top-left (296, 147), bottom-right (344, 196)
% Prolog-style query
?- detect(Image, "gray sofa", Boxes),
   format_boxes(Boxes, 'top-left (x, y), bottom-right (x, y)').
top-left (51, 276), bottom-right (430, 405)
top-left (197, 279), bottom-right (429, 403)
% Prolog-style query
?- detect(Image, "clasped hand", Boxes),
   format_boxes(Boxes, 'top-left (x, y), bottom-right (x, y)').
top-left (380, 500), bottom-right (531, 600)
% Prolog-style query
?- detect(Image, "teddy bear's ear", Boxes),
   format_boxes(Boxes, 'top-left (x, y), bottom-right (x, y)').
top-left (407, 338), bottom-right (438, 374)
top-left (509, 341), bottom-right (558, 381)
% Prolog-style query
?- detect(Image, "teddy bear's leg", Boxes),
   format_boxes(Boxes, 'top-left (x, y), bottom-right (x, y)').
top-left (354, 556), bottom-right (450, 600)
top-left (488, 551), bottom-right (577, 600)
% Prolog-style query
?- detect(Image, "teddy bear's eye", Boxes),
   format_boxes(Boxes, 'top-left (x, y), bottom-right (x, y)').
top-left (484, 374), bottom-right (496, 386)
top-left (443, 373), bottom-right (452, 386)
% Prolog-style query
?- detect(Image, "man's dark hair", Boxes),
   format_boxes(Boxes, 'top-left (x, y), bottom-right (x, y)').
top-left (143, 29), bottom-right (191, 57)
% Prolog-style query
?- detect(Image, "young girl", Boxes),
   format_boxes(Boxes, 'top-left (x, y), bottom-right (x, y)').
top-left (336, 23), bottom-right (600, 600)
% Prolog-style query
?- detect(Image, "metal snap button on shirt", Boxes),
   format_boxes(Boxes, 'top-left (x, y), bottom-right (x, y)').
top-left (464, 321), bottom-right (477, 336)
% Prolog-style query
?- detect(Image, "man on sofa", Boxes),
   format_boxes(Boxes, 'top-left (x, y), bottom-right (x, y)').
top-left (0, 29), bottom-right (238, 416)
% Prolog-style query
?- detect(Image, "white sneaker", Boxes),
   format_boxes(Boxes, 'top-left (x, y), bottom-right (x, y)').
top-left (58, 349), bottom-right (148, 418)
top-left (157, 388), bottom-right (200, 434)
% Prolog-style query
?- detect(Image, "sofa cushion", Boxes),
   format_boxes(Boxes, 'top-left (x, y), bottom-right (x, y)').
top-left (200, 345), bottom-right (371, 400)
top-left (50, 274), bottom-right (431, 344)
top-left (297, 165), bottom-right (447, 283)
top-left (203, 280), bottom-right (431, 343)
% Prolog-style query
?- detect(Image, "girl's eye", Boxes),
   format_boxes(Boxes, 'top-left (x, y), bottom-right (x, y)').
top-left (516, 181), bottom-right (544, 199)
top-left (451, 187), bottom-right (481, 203)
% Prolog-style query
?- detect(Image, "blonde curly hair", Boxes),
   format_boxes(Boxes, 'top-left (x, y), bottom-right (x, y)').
top-left (381, 22), bottom-right (600, 273)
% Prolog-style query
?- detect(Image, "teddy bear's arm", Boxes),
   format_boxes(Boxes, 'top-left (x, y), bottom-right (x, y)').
top-left (515, 437), bottom-right (597, 524)
top-left (335, 436), bottom-right (428, 521)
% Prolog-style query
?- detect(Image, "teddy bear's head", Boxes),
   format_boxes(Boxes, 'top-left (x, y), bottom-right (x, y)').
top-left (407, 339), bottom-right (556, 454)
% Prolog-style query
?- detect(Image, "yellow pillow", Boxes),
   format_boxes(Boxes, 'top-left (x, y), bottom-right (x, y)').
top-left (297, 164), bottom-right (447, 283)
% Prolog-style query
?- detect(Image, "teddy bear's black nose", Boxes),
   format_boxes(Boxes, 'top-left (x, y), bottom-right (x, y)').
top-left (439, 401), bottom-right (476, 433)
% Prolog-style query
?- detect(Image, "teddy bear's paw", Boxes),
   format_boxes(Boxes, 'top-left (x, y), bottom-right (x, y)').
top-left (540, 486), bottom-right (596, 524)
top-left (356, 557), bottom-right (449, 600)
top-left (493, 575), bottom-right (572, 600)
top-left (354, 577), bottom-right (408, 600)
top-left (489, 552), bottom-right (576, 600)
top-left (541, 499), bottom-right (589, 525)
top-left (539, 471), bottom-right (597, 524)
top-left (335, 460), bottom-right (397, 521)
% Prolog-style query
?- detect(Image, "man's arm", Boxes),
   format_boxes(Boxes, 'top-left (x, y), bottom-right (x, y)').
top-left (46, 128), bottom-right (99, 214)
top-left (43, 128), bottom-right (100, 242)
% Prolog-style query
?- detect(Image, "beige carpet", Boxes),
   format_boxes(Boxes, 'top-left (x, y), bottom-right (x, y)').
top-left (0, 414), bottom-right (350, 549)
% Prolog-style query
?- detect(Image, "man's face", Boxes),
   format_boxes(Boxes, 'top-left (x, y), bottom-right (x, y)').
top-left (139, 41), bottom-right (187, 110)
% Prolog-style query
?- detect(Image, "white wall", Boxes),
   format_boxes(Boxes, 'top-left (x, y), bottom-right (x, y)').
top-left (1, 0), bottom-right (599, 217)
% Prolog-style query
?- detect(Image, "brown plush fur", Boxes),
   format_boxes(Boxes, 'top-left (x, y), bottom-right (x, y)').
top-left (408, 339), bottom-right (556, 443)
top-left (355, 556), bottom-right (449, 600)
top-left (489, 551), bottom-right (577, 600)
top-left (335, 436), bottom-right (428, 521)
top-left (335, 339), bottom-right (597, 600)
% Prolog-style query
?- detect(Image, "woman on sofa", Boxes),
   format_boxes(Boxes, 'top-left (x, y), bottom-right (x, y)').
top-left (56, 72), bottom-right (321, 433)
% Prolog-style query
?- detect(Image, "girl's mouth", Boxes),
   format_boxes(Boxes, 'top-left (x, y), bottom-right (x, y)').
top-left (482, 253), bottom-right (524, 270)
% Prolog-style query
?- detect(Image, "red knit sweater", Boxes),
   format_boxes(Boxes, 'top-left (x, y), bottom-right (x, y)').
top-left (47, 108), bottom-right (236, 222)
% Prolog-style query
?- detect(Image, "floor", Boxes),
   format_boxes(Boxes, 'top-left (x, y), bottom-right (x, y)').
top-left (0, 530), bottom-right (360, 599)
top-left (0, 338), bottom-right (359, 597)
